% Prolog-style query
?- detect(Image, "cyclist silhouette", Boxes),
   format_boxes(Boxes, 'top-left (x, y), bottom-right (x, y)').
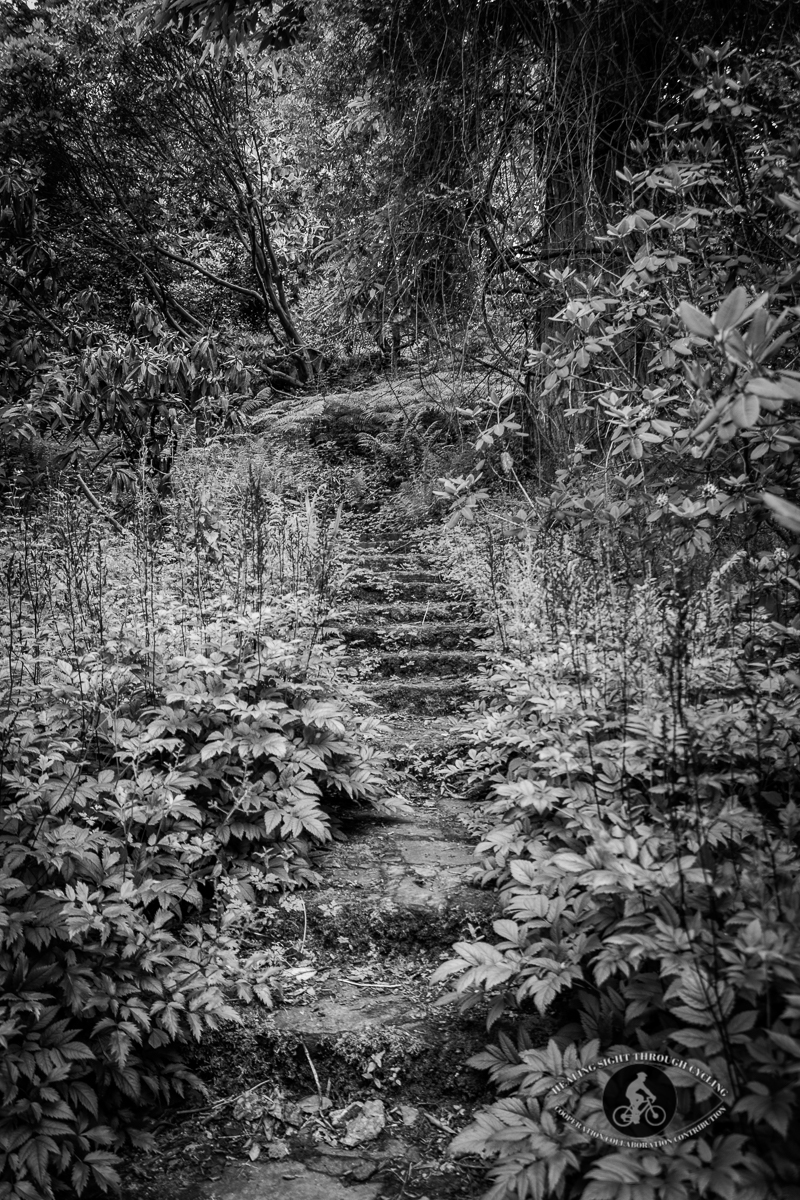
top-left (606, 1065), bottom-right (674, 1133)
top-left (626, 1072), bottom-right (656, 1122)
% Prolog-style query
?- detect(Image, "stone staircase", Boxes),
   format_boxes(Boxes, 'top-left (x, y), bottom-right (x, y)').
top-left (343, 527), bottom-right (486, 719)
top-left (149, 515), bottom-right (501, 1200)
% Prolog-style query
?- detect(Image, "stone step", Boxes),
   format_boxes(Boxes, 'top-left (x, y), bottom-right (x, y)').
top-left (360, 677), bottom-right (474, 714)
top-left (394, 569), bottom-right (443, 583)
top-left (352, 547), bottom-right (419, 561)
top-left (360, 648), bottom-right (486, 679)
top-left (358, 528), bottom-right (419, 546)
top-left (345, 599), bottom-right (480, 621)
top-left (347, 579), bottom-right (455, 602)
top-left (378, 712), bottom-right (455, 750)
top-left (343, 553), bottom-right (433, 572)
top-left (268, 989), bottom-right (433, 1043)
top-left (342, 621), bottom-right (490, 650)
top-left (261, 862), bottom-right (494, 1033)
top-left (197, 1162), bottom-right (381, 1200)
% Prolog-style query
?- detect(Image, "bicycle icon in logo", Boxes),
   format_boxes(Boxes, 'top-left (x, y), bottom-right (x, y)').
top-left (613, 1097), bottom-right (667, 1128)
top-left (603, 1065), bottom-right (676, 1138)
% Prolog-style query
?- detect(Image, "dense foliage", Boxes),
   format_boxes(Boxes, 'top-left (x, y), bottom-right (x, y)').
top-left (0, 465), bottom-right (400, 1196)
top-left (433, 527), bottom-right (800, 1198)
top-left (427, 37), bottom-right (800, 1200)
top-left (2, 0), bottom-right (800, 1196)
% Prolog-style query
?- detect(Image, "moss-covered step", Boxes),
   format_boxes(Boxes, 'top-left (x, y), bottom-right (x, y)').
top-left (358, 648), bottom-right (486, 679)
top-left (341, 621), bottom-right (490, 650)
top-left (359, 677), bottom-right (475, 714)
top-left (344, 553), bottom-right (434, 572)
top-left (188, 984), bottom-right (492, 1106)
top-left (341, 599), bottom-right (480, 622)
top-left (347, 579), bottom-right (456, 602)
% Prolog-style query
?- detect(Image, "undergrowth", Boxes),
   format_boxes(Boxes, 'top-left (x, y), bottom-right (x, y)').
top-left (431, 523), bottom-right (800, 1200)
top-left (0, 461), bottom-right (402, 1199)
top-left (423, 42), bottom-right (800, 1200)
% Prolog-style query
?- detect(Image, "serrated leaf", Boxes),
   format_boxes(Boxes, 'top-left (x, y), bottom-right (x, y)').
top-left (508, 860), bottom-right (538, 885)
top-left (768, 1030), bottom-right (800, 1057)
top-left (430, 958), bottom-right (466, 984)
top-left (86, 1150), bottom-right (121, 1193)
top-left (727, 1010), bottom-right (758, 1035)
top-left (453, 941), bottom-right (505, 966)
top-left (20, 1135), bottom-right (58, 1184)
top-left (549, 852), bottom-right (586, 873)
top-left (72, 1160), bottom-right (91, 1195)
top-left (493, 919), bottom-right (519, 944)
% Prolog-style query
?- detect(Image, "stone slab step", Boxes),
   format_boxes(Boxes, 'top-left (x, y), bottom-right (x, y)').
top-left (393, 569), bottom-right (443, 583)
top-left (197, 1161), bottom-right (381, 1200)
top-left (360, 677), bottom-right (474, 714)
top-left (321, 855), bottom-right (477, 911)
top-left (344, 553), bottom-right (433, 572)
top-left (393, 835), bottom-right (474, 866)
top-left (309, 815), bottom-right (478, 912)
top-left (361, 648), bottom-right (486, 679)
top-left (345, 599), bottom-right (480, 621)
top-left (269, 990), bottom-right (429, 1040)
top-left (379, 712), bottom-right (456, 747)
top-left (347, 579), bottom-right (455, 602)
top-left (342, 621), bottom-right (490, 650)
top-left (358, 529), bottom-right (419, 546)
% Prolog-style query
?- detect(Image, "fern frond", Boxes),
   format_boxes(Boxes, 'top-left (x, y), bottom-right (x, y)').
top-left (237, 395), bottom-right (269, 417)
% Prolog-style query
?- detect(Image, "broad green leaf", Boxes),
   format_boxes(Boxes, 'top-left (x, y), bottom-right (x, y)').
top-left (713, 286), bottom-right (749, 331)
top-left (678, 301), bottom-right (716, 338)
top-left (762, 492), bottom-right (800, 533)
top-left (430, 959), bottom-right (467, 984)
top-left (493, 919), bottom-right (520, 944)
top-left (746, 377), bottom-right (796, 400)
top-left (731, 393), bottom-right (759, 428)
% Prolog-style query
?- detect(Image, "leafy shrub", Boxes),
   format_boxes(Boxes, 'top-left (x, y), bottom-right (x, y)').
top-left (0, 157), bottom-right (267, 503)
top-left (432, 526), bottom-right (800, 1199)
top-left (0, 432), bottom-right (403, 1200)
top-left (435, 44), bottom-right (800, 569)
top-left (429, 52), bottom-right (800, 1195)
top-left (0, 658), bottom-right (234, 1198)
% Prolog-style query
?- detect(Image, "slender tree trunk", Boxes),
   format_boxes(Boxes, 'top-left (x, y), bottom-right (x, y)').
top-left (244, 198), bottom-right (314, 381)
